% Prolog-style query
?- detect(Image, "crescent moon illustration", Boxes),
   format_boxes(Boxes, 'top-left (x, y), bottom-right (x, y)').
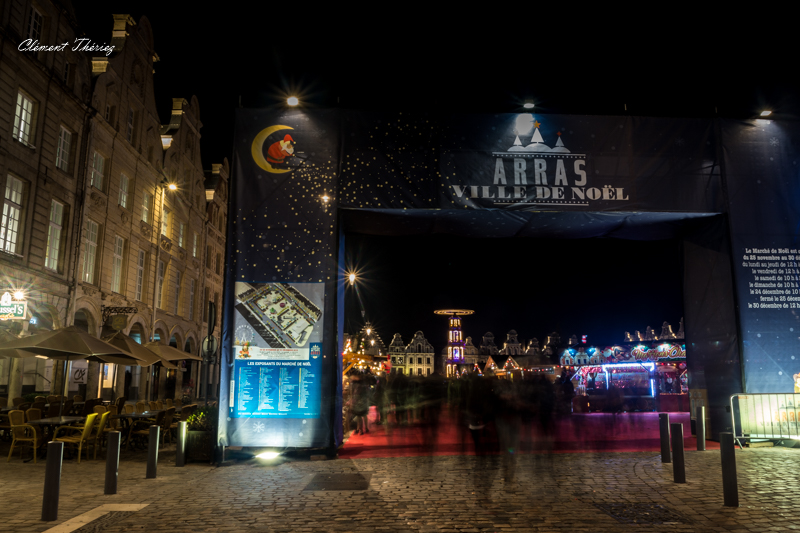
top-left (251, 125), bottom-right (294, 173)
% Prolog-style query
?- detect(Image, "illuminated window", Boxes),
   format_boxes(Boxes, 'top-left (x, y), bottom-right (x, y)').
top-left (134, 250), bottom-right (146, 301)
top-left (178, 222), bottom-right (185, 248)
top-left (90, 151), bottom-right (104, 190)
top-left (44, 200), bottom-right (64, 271)
top-left (1, 175), bottom-right (25, 254)
top-left (141, 191), bottom-right (151, 223)
top-left (82, 219), bottom-right (99, 283)
top-left (56, 127), bottom-right (72, 172)
top-left (161, 207), bottom-right (169, 237)
top-left (118, 174), bottom-right (129, 208)
top-left (192, 233), bottom-right (198, 257)
top-left (13, 92), bottom-right (36, 146)
top-left (126, 108), bottom-right (136, 143)
top-left (111, 235), bottom-right (125, 293)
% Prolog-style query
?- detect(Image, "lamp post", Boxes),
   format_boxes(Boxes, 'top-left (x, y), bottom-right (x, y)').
top-left (148, 177), bottom-right (176, 400)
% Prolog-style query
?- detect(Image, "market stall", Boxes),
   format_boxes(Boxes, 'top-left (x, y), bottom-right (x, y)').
top-left (561, 343), bottom-right (688, 412)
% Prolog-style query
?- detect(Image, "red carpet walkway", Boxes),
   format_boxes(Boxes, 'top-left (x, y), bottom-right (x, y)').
top-left (340, 407), bottom-right (719, 459)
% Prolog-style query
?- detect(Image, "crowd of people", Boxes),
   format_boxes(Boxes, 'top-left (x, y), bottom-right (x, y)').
top-left (343, 368), bottom-right (578, 466)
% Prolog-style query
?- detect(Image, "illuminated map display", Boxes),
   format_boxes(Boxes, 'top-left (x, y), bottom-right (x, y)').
top-left (231, 282), bottom-right (323, 419)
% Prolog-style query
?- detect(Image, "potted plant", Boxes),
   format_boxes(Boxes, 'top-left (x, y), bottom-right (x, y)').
top-left (185, 405), bottom-right (216, 462)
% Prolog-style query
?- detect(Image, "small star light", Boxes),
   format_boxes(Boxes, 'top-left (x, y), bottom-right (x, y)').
top-left (321, 193), bottom-right (330, 203)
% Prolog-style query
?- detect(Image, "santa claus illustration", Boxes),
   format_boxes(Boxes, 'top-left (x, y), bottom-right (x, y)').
top-left (266, 134), bottom-right (295, 165)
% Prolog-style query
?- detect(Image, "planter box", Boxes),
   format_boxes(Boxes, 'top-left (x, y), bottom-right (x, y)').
top-left (186, 430), bottom-right (214, 462)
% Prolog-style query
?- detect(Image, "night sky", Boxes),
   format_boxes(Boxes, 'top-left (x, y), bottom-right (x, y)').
top-left (71, 5), bottom-right (795, 353)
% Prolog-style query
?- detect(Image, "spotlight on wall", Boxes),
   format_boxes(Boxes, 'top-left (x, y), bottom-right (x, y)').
top-left (287, 96), bottom-right (299, 106)
top-left (760, 110), bottom-right (773, 116)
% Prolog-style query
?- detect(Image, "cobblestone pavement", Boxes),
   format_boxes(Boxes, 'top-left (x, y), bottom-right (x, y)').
top-left (2, 443), bottom-right (800, 532)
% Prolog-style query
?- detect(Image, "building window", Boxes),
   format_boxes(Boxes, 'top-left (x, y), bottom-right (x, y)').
top-left (192, 233), bottom-right (198, 257)
top-left (126, 108), bottom-right (135, 143)
top-left (174, 270), bottom-right (182, 315)
top-left (1, 176), bottom-right (25, 254)
top-left (418, 357), bottom-right (422, 364)
top-left (56, 127), bottom-right (72, 172)
top-left (111, 235), bottom-right (125, 293)
top-left (26, 7), bottom-right (43, 40)
top-left (82, 219), bottom-right (99, 283)
top-left (427, 368), bottom-right (431, 376)
top-left (90, 151), bottom-right (104, 190)
top-left (215, 253), bottom-right (221, 275)
top-left (118, 174), bottom-right (128, 208)
top-left (427, 357), bottom-right (431, 365)
top-left (178, 222), bottom-right (185, 248)
top-left (142, 191), bottom-right (151, 223)
top-left (417, 368), bottom-right (422, 375)
top-left (44, 200), bottom-right (64, 271)
top-left (188, 278), bottom-right (195, 320)
top-left (206, 245), bottom-right (212, 268)
top-left (104, 105), bottom-right (116, 124)
top-left (157, 260), bottom-right (165, 308)
top-left (161, 207), bottom-right (169, 237)
top-left (13, 92), bottom-right (36, 146)
top-left (134, 250), bottom-right (146, 301)
top-left (62, 62), bottom-right (71, 85)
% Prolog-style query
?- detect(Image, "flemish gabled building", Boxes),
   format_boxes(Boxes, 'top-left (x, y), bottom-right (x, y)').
top-left (0, 6), bottom-right (228, 403)
top-left (0, 0), bottom-right (92, 398)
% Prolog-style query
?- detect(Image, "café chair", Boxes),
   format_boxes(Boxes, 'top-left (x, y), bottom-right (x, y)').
top-left (91, 411), bottom-right (110, 460)
top-left (126, 410), bottom-right (165, 450)
top-left (93, 405), bottom-right (107, 414)
top-left (46, 402), bottom-right (62, 418)
top-left (30, 401), bottom-right (45, 412)
top-left (7, 410), bottom-right (41, 463)
top-left (62, 399), bottom-right (74, 415)
top-left (17, 402), bottom-right (31, 412)
top-left (149, 401), bottom-right (158, 411)
top-left (135, 402), bottom-right (146, 414)
top-left (160, 407), bottom-right (176, 444)
top-left (72, 395), bottom-right (84, 402)
top-left (165, 399), bottom-right (173, 408)
top-left (124, 404), bottom-right (134, 414)
top-left (52, 413), bottom-right (97, 464)
top-left (46, 395), bottom-right (58, 404)
top-left (11, 397), bottom-right (25, 407)
top-left (25, 408), bottom-right (44, 442)
top-left (173, 398), bottom-right (182, 408)
top-left (0, 397), bottom-right (7, 408)
top-left (34, 396), bottom-right (46, 403)
top-left (114, 396), bottom-right (127, 413)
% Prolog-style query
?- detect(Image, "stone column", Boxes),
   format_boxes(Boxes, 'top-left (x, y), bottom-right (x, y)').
top-left (85, 361), bottom-right (100, 399)
top-left (7, 358), bottom-right (23, 401)
top-left (157, 365), bottom-right (168, 400)
top-left (49, 361), bottom-right (66, 395)
top-left (138, 367), bottom-right (149, 400)
top-left (114, 365), bottom-right (126, 400)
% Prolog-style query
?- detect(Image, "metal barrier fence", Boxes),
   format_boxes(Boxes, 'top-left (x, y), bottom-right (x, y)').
top-left (730, 393), bottom-right (800, 447)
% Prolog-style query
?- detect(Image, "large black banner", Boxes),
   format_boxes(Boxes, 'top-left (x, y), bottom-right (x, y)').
top-left (722, 118), bottom-right (800, 394)
top-left (222, 109), bottom-right (800, 448)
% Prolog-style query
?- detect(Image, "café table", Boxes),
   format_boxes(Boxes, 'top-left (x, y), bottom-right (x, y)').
top-left (24, 416), bottom-right (86, 461)
top-left (114, 411), bottom-right (163, 448)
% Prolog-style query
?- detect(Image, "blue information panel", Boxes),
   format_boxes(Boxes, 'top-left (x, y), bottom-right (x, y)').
top-left (230, 282), bottom-right (324, 419)
top-left (233, 343), bottom-right (322, 418)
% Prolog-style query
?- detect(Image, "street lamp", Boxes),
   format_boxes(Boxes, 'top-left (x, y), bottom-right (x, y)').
top-left (287, 96), bottom-right (299, 106)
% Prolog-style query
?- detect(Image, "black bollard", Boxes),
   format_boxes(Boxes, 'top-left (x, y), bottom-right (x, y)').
top-left (659, 413), bottom-right (671, 463)
top-left (176, 421), bottom-right (187, 467)
top-left (720, 432), bottom-right (739, 507)
top-left (41, 441), bottom-right (64, 521)
top-left (696, 406), bottom-right (706, 451)
top-left (105, 431), bottom-right (121, 495)
top-left (670, 422), bottom-right (685, 483)
top-left (146, 425), bottom-right (160, 479)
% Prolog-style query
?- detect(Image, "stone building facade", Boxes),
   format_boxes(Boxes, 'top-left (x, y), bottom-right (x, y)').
top-left (388, 331), bottom-right (434, 376)
top-left (0, 4), bottom-right (226, 402)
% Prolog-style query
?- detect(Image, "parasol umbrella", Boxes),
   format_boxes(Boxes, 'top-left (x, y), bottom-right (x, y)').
top-left (0, 326), bottom-right (137, 414)
top-left (0, 329), bottom-right (39, 359)
top-left (144, 342), bottom-right (203, 361)
top-left (101, 332), bottom-right (178, 401)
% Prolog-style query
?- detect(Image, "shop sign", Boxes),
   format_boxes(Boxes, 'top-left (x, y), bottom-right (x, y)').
top-left (0, 292), bottom-right (27, 321)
